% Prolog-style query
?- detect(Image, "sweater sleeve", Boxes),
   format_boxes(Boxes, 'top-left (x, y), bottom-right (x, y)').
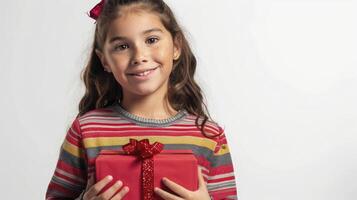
top-left (46, 117), bottom-right (88, 199)
top-left (207, 125), bottom-right (238, 200)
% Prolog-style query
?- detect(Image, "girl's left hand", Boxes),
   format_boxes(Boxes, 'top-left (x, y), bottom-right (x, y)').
top-left (154, 167), bottom-right (211, 200)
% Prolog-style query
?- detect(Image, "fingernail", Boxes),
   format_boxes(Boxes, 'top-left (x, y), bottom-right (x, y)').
top-left (116, 180), bottom-right (122, 186)
top-left (124, 186), bottom-right (129, 192)
top-left (107, 175), bottom-right (113, 180)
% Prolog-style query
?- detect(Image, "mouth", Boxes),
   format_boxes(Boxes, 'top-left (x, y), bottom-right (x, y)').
top-left (127, 66), bottom-right (159, 77)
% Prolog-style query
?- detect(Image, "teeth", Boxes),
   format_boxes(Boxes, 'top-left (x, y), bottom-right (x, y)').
top-left (133, 68), bottom-right (155, 76)
top-left (137, 70), bottom-right (150, 76)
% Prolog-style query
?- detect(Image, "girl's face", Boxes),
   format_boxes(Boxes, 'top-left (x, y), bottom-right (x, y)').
top-left (96, 10), bottom-right (181, 100)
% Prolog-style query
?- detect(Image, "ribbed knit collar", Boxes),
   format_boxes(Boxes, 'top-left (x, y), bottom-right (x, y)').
top-left (113, 102), bottom-right (188, 127)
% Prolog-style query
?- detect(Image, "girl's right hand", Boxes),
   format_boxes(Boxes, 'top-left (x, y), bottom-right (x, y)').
top-left (83, 175), bottom-right (130, 200)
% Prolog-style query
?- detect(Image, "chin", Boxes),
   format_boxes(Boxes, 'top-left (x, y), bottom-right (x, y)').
top-left (131, 87), bottom-right (160, 96)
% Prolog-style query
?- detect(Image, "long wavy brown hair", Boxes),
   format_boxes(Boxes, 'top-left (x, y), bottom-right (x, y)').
top-left (77, 0), bottom-right (222, 138)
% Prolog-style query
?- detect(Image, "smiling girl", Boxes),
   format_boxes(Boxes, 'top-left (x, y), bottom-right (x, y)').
top-left (46, 0), bottom-right (238, 199)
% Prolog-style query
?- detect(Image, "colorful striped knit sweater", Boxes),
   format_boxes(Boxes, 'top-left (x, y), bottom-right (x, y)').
top-left (46, 102), bottom-right (238, 199)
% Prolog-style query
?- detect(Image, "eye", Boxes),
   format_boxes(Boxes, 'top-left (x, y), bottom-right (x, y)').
top-left (146, 37), bottom-right (159, 44)
top-left (114, 44), bottom-right (128, 51)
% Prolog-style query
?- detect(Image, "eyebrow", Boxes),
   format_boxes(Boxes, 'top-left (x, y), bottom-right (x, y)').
top-left (108, 28), bottom-right (163, 43)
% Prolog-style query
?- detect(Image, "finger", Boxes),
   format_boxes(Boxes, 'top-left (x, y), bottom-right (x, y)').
top-left (82, 174), bottom-right (95, 200)
top-left (197, 166), bottom-right (207, 189)
top-left (161, 177), bottom-right (190, 198)
top-left (87, 174), bottom-right (95, 188)
top-left (85, 175), bottom-right (113, 198)
top-left (154, 187), bottom-right (183, 200)
top-left (111, 186), bottom-right (130, 200)
top-left (97, 180), bottom-right (123, 199)
top-left (84, 174), bottom-right (95, 192)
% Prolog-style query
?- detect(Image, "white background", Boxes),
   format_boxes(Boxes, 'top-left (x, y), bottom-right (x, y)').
top-left (1, 0), bottom-right (356, 199)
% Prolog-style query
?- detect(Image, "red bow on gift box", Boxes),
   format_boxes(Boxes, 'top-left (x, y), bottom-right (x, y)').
top-left (123, 138), bottom-right (164, 159)
top-left (122, 138), bottom-right (164, 200)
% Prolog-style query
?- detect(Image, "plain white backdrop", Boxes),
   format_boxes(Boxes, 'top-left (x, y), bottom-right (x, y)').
top-left (1, 0), bottom-right (356, 199)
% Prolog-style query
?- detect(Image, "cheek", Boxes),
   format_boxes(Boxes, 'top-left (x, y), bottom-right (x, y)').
top-left (157, 48), bottom-right (174, 74)
top-left (110, 53), bottom-right (126, 63)
top-left (107, 57), bottom-right (129, 81)
top-left (153, 44), bottom-right (174, 63)
top-left (110, 56), bottom-right (129, 70)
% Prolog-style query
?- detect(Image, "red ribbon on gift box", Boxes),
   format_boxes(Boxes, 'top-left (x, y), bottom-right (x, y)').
top-left (122, 138), bottom-right (164, 200)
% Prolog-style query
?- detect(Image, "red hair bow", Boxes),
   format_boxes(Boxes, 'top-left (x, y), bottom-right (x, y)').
top-left (87, 0), bottom-right (105, 21)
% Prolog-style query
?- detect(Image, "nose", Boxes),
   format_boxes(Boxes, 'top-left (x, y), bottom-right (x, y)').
top-left (130, 45), bottom-right (148, 66)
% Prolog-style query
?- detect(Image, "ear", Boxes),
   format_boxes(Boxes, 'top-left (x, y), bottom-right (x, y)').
top-left (172, 35), bottom-right (182, 61)
top-left (95, 49), bottom-right (111, 72)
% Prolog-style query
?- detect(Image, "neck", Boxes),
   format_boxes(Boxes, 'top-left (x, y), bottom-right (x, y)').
top-left (120, 89), bottom-right (178, 120)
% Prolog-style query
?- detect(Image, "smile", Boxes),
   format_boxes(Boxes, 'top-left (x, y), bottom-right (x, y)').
top-left (128, 66), bottom-right (159, 80)
top-left (132, 68), bottom-right (156, 76)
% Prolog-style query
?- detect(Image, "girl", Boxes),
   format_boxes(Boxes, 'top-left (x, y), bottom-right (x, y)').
top-left (46, 0), bottom-right (238, 199)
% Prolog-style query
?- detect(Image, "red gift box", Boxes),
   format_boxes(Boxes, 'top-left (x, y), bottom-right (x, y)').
top-left (95, 139), bottom-right (198, 200)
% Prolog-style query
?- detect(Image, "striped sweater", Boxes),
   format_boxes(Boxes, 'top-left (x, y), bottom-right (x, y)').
top-left (46, 102), bottom-right (238, 199)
